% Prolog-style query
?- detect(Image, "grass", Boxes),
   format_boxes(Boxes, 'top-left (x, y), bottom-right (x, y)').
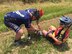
top-left (0, 1), bottom-right (72, 54)
top-left (0, 2), bottom-right (72, 32)
top-left (0, 19), bottom-right (72, 54)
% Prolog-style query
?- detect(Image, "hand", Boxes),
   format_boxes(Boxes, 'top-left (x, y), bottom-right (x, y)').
top-left (50, 36), bottom-right (62, 45)
top-left (62, 39), bottom-right (67, 43)
top-left (54, 40), bottom-right (62, 45)
top-left (37, 31), bottom-right (43, 36)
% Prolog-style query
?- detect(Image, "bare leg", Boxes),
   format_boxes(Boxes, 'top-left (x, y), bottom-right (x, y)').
top-left (15, 29), bottom-right (24, 40)
top-left (42, 26), bottom-right (56, 37)
top-left (42, 30), bottom-right (48, 37)
top-left (48, 25), bottom-right (56, 31)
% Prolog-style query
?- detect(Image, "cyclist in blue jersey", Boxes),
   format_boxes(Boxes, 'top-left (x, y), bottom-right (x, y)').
top-left (4, 8), bottom-right (44, 45)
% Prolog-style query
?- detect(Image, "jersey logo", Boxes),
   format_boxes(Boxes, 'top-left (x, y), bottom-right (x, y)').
top-left (14, 11), bottom-right (25, 17)
top-left (27, 10), bottom-right (30, 13)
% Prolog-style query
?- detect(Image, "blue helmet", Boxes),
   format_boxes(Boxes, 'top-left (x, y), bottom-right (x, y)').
top-left (59, 16), bottom-right (72, 26)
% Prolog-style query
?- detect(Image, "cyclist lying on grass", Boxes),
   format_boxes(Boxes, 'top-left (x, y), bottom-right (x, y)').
top-left (38, 16), bottom-right (72, 45)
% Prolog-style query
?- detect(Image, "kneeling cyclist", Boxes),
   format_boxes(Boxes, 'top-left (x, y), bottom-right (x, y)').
top-left (4, 8), bottom-right (44, 45)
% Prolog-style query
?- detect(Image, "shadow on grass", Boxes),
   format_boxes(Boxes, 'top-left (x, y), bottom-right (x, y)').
top-left (53, 42), bottom-right (70, 52)
top-left (45, 35), bottom-right (70, 52)
top-left (21, 35), bottom-right (70, 52)
top-left (20, 34), bottom-right (42, 47)
top-left (4, 34), bottom-right (41, 53)
top-left (5, 34), bottom-right (70, 54)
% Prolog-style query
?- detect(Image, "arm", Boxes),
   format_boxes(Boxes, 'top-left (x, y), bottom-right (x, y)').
top-left (24, 18), bottom-right (39, 33)
top-left (36, 20), bottom-right (43, 31)
top-left (48, 33), bottom-right (62, 45)
top-left (42, 30), bottom-right (62, 45)
top-left (27, 23), bottom-right (39, 32)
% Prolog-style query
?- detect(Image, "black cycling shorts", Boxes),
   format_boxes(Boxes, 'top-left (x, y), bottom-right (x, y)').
top-left (4, 15), bottom-right (21, 32)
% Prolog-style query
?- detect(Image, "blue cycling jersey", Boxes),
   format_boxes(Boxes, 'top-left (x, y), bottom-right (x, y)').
top-left (4, 8), bottom-right (36, 28)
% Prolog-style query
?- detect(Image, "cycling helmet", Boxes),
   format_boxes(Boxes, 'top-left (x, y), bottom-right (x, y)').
top-left (59, 16), bottom-right (72, 26)
top-left (33, 9), bottom-right (44, 20)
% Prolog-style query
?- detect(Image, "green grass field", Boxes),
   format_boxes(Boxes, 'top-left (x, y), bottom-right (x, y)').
top-left (0, 1), bottom-right (72, 54)
top-left (0, 2), bottom-right (72, 32)
top-left (0, 2), bottom-right (72, 31)
top-left (0, 18), bottom-right (72, 54)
